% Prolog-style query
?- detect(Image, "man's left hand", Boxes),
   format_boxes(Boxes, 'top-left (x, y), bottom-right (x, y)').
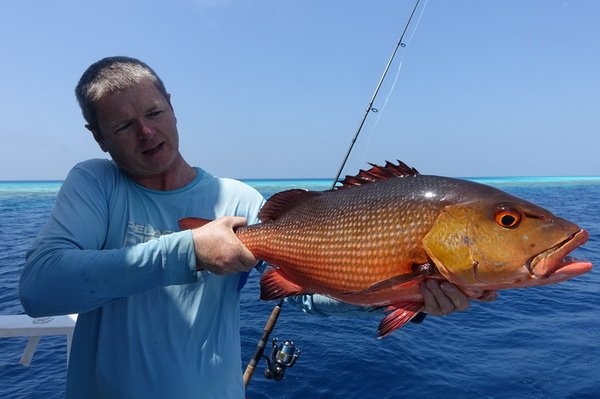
top-left (419, 279), bottom-right (497, 316)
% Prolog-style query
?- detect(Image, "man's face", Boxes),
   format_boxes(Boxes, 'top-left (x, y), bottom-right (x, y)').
top-left (89, 79), bottom-right (181, 181)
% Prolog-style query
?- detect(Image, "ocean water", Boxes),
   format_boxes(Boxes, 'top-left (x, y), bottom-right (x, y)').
top-left (1, 177), bottom-right (599, 398)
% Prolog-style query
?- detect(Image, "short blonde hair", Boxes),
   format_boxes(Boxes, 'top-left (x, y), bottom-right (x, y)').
top-left (75, 56), bottom-right (169, 130)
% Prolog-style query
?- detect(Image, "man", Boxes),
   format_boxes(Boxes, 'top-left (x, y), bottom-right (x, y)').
top-left (19, 56), bottom-right (486, 399)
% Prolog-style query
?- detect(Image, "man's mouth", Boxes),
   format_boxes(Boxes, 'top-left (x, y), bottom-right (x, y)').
top-left (142, 142), bottom-right (164, 156)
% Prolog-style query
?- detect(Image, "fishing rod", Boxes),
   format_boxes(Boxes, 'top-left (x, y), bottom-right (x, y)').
top-left (243, 0), bottom-right (425, 388)
top-left (332, 0), bottom-right (424, 188)
top-left (242, 299), bottom-right (299, 386)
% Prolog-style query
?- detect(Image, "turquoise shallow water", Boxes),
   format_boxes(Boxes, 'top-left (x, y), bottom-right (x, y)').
top-left (1, 177), bottom-right (599, 398)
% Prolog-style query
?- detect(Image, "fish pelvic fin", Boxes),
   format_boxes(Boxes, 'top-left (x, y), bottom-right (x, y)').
top-left (178, 217), bottom-right (212, 231)
top-left (258, 189), bottom-right (322, 222)
top-left (377, 302), bottom-right (423, 338)
top-left (336, 160), bottom-right (420, 190)
top-left (260, 267), bottom-right (310, 300)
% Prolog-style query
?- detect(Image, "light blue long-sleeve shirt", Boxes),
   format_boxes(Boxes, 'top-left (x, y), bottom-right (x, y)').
top-left (20, 159), bottom-right (265, 399)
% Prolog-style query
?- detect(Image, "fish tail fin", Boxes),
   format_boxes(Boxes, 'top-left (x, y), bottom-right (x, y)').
top-left (178, 217), bottom-right (212, 231)
top-left (260, 268), bottom-right (309, 300)
top-left (377, 302), bottom-right (423, 338)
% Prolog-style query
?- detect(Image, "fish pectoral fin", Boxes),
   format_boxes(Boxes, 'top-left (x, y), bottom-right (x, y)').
top-left (345, 264), bottom-right (433, 295)
top-left (178, 217), bottom-right (213, 231)
top-left (377, 302), bottom-right (423, 338)
top-left (260, 268), bottom-right (309, 300)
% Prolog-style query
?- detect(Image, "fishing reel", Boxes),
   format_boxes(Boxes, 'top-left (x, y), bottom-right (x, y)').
top-left (263, 338), bottom-right (300, 381)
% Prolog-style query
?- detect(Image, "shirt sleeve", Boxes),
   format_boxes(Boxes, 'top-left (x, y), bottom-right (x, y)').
top-left (285, 294), bottom-right (383, 317)
top-left (19, 163), bottom-right (198, 317)
top-left (285, 294), bottom-right (426, 323)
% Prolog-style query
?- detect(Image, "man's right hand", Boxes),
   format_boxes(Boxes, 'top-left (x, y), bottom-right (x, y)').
top-left (190, 216), bottom-right (257, 275)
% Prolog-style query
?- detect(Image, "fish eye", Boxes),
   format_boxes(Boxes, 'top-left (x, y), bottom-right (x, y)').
top-left (494, 206), bottom-right (522, 229)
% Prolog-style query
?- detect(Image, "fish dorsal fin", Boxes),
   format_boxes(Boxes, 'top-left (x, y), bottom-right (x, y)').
top-left (258, 189), bottom-right (322, 222)
top-left (336, 160), bottom-right (420, 190)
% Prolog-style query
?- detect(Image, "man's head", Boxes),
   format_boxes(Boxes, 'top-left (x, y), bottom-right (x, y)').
top-left (76, 56), bottom-right (191, 189)
top-left (75, 56), bottom-right (169, 132)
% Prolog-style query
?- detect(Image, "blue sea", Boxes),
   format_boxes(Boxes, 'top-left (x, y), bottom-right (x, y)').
top-left (1, 177), bottom-right (599, 398)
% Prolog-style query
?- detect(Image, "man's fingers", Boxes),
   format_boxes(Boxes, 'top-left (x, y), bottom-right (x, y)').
top-left (430, 280), bottom-right (456, 315)
top-left (225, 217), bottom-right (256, 269)
top-left (420, 280), bottom-right (445, 316)
top-left (419, 282), bottom-right (438, 315)
top-left (420, 280), bottom-right (471, 316)
top-left (191, 216), bottom-right (256, 275)
top-left (223, 216), bottom-right (249, 230)
top-left (440, 282), bottom-right (470, 311)
top-left (478, 290), bottom-right (498, 302)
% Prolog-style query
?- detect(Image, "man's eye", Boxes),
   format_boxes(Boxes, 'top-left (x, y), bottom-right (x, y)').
top-left (115, 123), bottom-right (132, 135)
top-left (148, 110), bottom-right (163, 118)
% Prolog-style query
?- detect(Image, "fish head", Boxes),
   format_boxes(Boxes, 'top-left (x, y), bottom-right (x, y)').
top-left (422, 190), bottom-right (592, 290)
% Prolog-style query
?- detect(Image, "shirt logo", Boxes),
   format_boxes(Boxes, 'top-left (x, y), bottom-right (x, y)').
top-left (124, 221), bottom-right (173, 245)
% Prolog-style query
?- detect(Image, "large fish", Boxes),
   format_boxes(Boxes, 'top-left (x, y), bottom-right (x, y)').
top-left (180, 161), bottom-right (592, 337)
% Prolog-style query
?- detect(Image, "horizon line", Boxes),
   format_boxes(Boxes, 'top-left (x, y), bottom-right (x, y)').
top-left (2, 175), bottom-right (600, 184)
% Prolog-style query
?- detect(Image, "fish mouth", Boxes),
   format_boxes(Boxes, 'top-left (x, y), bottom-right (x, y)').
top-left (527, 229), bottom-right (590, 279)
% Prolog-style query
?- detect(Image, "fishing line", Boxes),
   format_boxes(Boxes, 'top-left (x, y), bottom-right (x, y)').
top-left (356, 0), bottom-right (429, 168)
top-left (332, 0), bottom-right (427, 189)
top-left (355, 58), bottom-right (404, 168)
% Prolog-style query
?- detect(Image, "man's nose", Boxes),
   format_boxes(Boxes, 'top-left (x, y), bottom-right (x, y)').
top-left (135, 120), bottom-right (155, 139)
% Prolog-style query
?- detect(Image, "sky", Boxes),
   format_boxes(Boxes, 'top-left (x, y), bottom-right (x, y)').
top-left (0, 0), bottom-right (598, 180)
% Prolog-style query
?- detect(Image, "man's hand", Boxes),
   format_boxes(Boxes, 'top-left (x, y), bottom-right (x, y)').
top-left (420, 279), bottom-right (497, 316)
top-left (190, 216), bottom-right (257, 275)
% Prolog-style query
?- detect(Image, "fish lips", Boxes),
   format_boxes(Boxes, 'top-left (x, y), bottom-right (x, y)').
top-left (527, 229), bottom-right (591, 279)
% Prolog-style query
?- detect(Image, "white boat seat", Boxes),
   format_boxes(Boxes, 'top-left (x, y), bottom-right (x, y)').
top-left (0, 314), bottom-right (78, 366)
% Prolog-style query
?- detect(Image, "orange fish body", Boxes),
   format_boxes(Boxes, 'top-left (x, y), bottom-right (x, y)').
top-left (180, 161), bottom-right (592, 337)
top-left (238, 177), bottom-right (445, 307)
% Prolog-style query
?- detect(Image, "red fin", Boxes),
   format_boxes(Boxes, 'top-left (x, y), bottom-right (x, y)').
top-left (337, 160), bottom-right (420, 190)
top-left (260, 268), bottom-right (309, 300)
top-left (178, 217), bottom-right (212, 231)
top-left (344, 264), bottom-right (433, 295)
top-left (258, 189), bottom-right (321, 222)
top-left (377, 302), bottom-right (423, 338)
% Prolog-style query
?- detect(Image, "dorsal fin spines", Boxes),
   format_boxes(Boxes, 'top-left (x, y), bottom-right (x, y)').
top-left (336, 160), bottom-right (419, 190)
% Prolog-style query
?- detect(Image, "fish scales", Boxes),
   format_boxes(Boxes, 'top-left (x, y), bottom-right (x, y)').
top-left (238, 176), bottom-right (450, 293)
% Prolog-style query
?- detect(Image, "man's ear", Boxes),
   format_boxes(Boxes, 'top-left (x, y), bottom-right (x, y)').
top-left (166, 93), bottom-right (177, 124)
top-left (86, 124), bottom-right (108, 152)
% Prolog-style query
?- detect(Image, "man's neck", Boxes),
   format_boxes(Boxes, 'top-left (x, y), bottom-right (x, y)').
top-left (129, 157), bottom-right (197, 191)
